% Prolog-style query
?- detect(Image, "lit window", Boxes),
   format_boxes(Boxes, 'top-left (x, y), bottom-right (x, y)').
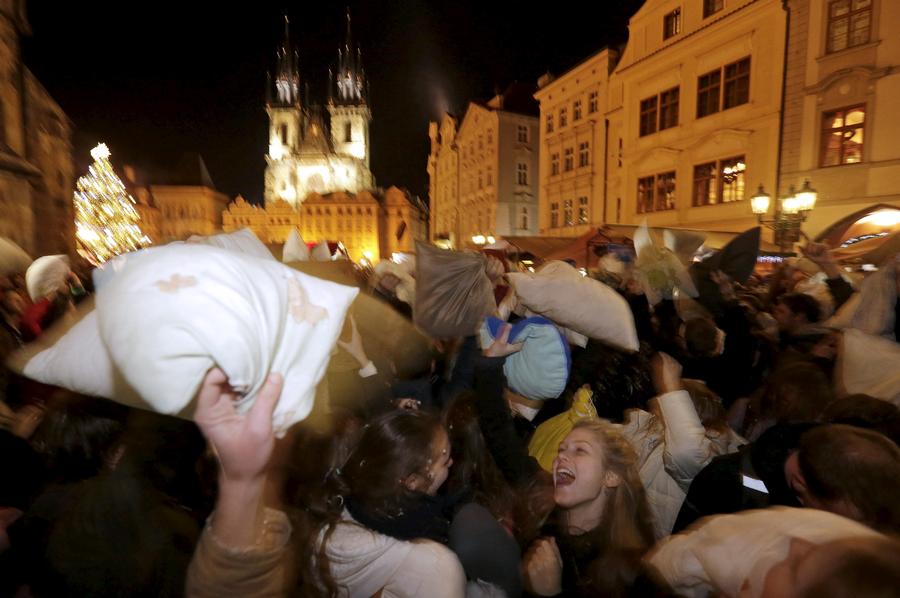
top-left (577, 196), bottom-right (589, 224)
top-left (821, 105), bottom-right (865, 166)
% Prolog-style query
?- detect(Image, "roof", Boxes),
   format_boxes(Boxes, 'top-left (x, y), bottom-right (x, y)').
top-left (162, 153), bottom-right (217, 188)
top-left (480, 82), bottom-right (539, 117)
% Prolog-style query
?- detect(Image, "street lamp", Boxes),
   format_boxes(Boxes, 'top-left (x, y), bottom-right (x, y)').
top-left (751, 180), bottom-right (818, 253)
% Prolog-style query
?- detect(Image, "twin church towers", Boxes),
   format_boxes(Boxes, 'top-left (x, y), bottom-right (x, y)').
top-left (264, 10), bottom-right (374, 209)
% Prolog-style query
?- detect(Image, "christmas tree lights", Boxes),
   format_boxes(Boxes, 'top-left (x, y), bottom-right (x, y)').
top-left (73, 143), bottom-right (150, 264)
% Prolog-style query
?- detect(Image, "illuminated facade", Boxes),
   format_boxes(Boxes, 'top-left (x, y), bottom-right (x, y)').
top-left (264, 12), bottom-right (373, 209)
top-left (222, 186), bottom-right (426, 262)
top-left (779, 0), bottom-right (900, 238)
top-left (427, 84), bottom-right (539, 248)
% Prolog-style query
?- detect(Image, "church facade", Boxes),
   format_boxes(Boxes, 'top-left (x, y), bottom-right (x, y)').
top-left (263, 13), bottom-right (374, 208)
top-left (224, 12), bottom-right (427, 262)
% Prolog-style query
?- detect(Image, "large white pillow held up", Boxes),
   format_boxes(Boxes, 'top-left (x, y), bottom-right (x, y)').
top-left (188, 228), bottom-right (275, 261)
top-left (508, 261), bottom-right (639, 352)
top-left (95, 244), bottom-right (358, 432)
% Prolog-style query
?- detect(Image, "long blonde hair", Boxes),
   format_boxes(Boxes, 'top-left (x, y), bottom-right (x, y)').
top-left (569, 420), bottom-right (655, 552)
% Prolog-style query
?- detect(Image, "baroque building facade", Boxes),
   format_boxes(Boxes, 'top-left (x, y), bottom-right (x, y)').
top-left (427, 83), bottom-right (539, 248)
top-left (526, 0), bottom-right (899, 244)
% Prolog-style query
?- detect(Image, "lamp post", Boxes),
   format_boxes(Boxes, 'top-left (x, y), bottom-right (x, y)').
top-left (750, 180), bottom-right (817, 254)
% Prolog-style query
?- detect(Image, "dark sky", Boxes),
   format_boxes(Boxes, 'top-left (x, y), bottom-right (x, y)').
top-left (23, 1), bottom-right (644, 203)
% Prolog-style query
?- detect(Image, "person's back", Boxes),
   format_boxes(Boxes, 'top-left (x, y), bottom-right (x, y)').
top-left (323, 510), bottom-right (465, 598)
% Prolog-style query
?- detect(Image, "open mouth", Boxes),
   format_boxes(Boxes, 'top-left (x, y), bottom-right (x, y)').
top-left (555, 467), bottom-right (575, 487)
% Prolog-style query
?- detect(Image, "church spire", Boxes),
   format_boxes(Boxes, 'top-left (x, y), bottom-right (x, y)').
top-left (332, 7), bottom-right (366, 105)
top-left (272, 14), bottom-right (300, 106)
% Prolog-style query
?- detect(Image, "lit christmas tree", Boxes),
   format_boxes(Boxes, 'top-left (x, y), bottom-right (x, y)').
top-left (73, 143), bottom-right (150, 264)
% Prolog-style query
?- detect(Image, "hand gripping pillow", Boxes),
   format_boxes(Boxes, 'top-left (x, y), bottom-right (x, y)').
top-left (507, 261), bottom-right (639, 352)
top-left (94, 244), bottom-right (359, 433)
top-left (479, 316), bottom-right (571, 401)
top-left (188, 228), bottom-right (275, 261)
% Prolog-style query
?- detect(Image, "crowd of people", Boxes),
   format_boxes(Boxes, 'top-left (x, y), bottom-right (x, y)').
top-left (1, 231), bottom-right (899, 598)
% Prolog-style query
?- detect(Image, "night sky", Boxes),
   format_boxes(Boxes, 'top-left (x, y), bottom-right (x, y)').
top-left (23, 1), bottom-right (644, 203)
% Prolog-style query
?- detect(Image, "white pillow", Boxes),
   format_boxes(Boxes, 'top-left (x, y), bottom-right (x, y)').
top-left (94, 244), bottom-right (358, 432)
top-left (188, 228), bottom-right (275, 261)
top-left (839, 328), bottom-right (900, 406)
top-left (283, 229), bottom-right (310, 262)
top-left (311, 241), bottom-right (332, 261)
top-left (26, 254), bottom-right (70, 301)
top-left (7, 301), bottom-right (152, 411)
top-left (507, 261), bottom-right (639, 352)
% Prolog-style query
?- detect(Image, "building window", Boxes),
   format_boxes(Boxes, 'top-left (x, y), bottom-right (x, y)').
top-left (697, 69), bottom-right (722, 118)
top-left (478, 135), bottom-right (483, 150)
top-left (573, 100), bottom-right (583, 121)
top-left (478, 170), bottom-right (483, 189)
top-left (821, 105), bottom-right (865, 166)
top-left (519, 207), bottom-right (529, 230)
top-left (588, 91), bottom-right (599, 113)
top-left (551, 152), bottom-right (560, 175)
top-left (637, 176), bottom-right (656, 214)
top-left (723, 57), bottom-right (751, 109)
top-left (639, 96), bottom-right (658, 136)
top-left (663, 7), bottom-right (682, 40)
top-left (720, 156), bottom-right (746, 203)
top-left (487, 168), bottom-right (493, 186)
top-left (692, 156), bottom-right (746, 206)
top-left (655, 172), bottom-right (677, 211)
top-left (559, 107), bottom-right (568, 127)
top-left (659, 87), bottom-right (679, 130)
top-left (577, 196), bottom-right (589, 224)
top-left (697, 57), bottom-right (750, 117)
top-left (517, 125), bottom-right (529, 143)
top-left (280, 124), bottom-right (288, 144)
top-left (637, 172), bottom-right (677, 213)
top-left (517, 163), bottom-right (528, 185)
top-left (827, 0), bottom-right (872, 53)
top-left (703, 0), bottom-right (724, 18)
top-left (344, 122), bottom-right (352, 142)
top-left (641, 87), bottom-right (680, 136)
top-left (546, 113), bottom-right (554, 133)
top-left (579, 142), bottom-right (590, 167)
top-left (564, 199), bottom-right (574, 226)
top-left (551, 202), bottom-right (559, 228)
top-left (564, 148), bottom-right (574, 171)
